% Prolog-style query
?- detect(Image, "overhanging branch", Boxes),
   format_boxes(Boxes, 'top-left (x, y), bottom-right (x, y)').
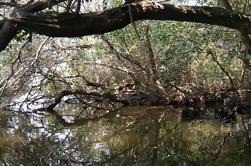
top-left (1, 1), bottom-right (251, 52)
top-left (0, 0), bottom-right (67, 52)
top-left (10, 2), bottom-right (251, 38)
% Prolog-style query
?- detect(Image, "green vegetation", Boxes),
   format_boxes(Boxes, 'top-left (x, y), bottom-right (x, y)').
top-left (0, 0), bottom-right (251, 164)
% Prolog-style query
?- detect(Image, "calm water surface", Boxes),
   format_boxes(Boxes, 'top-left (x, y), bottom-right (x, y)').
top-left (0, 106), bottom-right (251, 165)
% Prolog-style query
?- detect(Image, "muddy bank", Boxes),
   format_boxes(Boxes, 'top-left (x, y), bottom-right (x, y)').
top-left (121, 88), bottom-right (251, 112)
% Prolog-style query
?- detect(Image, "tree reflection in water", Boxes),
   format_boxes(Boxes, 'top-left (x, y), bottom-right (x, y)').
top-left (0, 106), bottom-right (251, 165)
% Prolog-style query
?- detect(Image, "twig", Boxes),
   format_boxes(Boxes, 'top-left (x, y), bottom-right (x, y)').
top-left (208, 51), bottom-right (240, 101)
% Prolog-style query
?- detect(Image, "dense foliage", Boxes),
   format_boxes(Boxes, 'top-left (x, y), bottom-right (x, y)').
top-left (0, 0), bottom-right (250, 114)
top-left (0, 0), bottom-right (251, 165)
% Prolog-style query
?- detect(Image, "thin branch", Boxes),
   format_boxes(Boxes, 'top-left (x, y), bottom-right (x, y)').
top-left (208, 51), bottom-right (241, 101)
top-left (101, 35), bottom-right (145, 72)
top-left (75, 60), bottom-right (130, 74)
top-left (0, 39), bottom-right (30, 97)
top-left (166, 82), bottom-right (188, 94)
top-left (75, 0), bottom-right (81, 14)
top-left (145, 25), bottom-right (158, 81)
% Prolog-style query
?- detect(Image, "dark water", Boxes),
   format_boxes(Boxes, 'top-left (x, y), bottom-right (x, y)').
top-left (0, 106), bottom-right (251, 166)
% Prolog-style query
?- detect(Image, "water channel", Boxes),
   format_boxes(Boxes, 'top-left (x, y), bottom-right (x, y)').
top-left (0, 106), bottom-right (251, 165)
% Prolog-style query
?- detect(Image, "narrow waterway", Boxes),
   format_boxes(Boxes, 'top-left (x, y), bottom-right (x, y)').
top-left (0, 106), bottom-right (250, 165)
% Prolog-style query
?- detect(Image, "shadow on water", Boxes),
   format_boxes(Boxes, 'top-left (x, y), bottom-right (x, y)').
top-left (0, 106), bottom-right (251, 165)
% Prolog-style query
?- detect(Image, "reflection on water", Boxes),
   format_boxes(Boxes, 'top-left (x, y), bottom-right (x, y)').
top-left (0, 106), bottom-right (251, 165)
